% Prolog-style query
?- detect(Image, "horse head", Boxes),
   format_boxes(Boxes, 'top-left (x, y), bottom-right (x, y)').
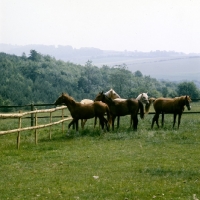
top-left (104, 88), bottom-right (120, 99)
top-left (94, 91), bottom-right (104, 101)
top-left (136, 93), bottom-right (149, 104)
top-left (185, 95), bottom-right (192, 110)
top-left (54, 93), bottom-right (66, 105)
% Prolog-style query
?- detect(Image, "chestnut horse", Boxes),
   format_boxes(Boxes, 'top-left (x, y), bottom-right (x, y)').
top-left (80, 99), bottom-right (94, 128)
top-left (79, 89), bottom-right (120, 129)
top-left (94, 92), bottom-right (144, 130)
top-left (54, 93), bottom-right (111, 131)
top-left (151, 95), bottom-right (191, 129)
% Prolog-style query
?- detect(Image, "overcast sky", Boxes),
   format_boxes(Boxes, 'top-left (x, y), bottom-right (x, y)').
top-left (1, 0), bottom-right (200, 54)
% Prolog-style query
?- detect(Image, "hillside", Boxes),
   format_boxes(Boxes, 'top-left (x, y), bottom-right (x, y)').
top-left (0, 51), bottom-right (187, 106)
top-left (1, 44), bottom-right (200, 83)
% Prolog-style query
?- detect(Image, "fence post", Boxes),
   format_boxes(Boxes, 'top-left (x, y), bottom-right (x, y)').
top-left (49, 112), bottom-right (52, 139)
top-left (35, 111), bottom-right (38, 145)
top-left (31, 103), bottom-right (34, 126)
top-left (62, 108), bottom-right (64, 134)
top-left (17, 111), bottom-right (22, 150)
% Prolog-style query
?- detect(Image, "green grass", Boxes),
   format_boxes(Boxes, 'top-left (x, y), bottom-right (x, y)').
top-left (1, 104), bottom-right (200, 199)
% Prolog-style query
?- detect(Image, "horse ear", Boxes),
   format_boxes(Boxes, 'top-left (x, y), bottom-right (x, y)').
top-left (101, 91), bottom-right (104, 94)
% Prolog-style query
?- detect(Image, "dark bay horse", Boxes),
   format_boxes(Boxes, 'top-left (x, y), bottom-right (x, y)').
top-left (105, 90), bottom-right (149, 127)
top-left (94, 92), bottom-right (144, 130)
top-left (151, 95), bottom-right (191, 129)
top-left (54, 93), bottom-right (111, 131)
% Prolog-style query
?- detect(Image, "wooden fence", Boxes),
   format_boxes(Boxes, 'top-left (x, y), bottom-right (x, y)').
top-left (0, 106), bottom-right (72, 149)
top-left (0, 100), bottom-right (200, 149)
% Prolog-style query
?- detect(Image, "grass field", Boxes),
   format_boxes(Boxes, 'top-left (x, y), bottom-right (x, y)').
top-left (1, 103), bottom-right (200, 199)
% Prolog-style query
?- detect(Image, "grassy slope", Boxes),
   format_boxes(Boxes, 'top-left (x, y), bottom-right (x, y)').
top-left (0, 104), bottom-right (200, 199)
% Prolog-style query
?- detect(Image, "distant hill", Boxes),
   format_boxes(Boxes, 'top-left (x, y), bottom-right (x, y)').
top-left (1, 43), bottom-right (200, 84)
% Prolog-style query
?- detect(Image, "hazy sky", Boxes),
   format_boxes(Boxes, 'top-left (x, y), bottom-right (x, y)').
top-left (1, 0), bottom-right (200, 53)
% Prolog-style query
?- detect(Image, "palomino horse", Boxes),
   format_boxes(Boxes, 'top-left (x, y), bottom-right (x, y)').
top-left (104, 88), bottom-right (121, 99)
top-left (54, 93), bottom-right (111, 131)
top-left (151, 95), bottom-right (191, 129)
top-left (94, 92), bottom-right (144, 130)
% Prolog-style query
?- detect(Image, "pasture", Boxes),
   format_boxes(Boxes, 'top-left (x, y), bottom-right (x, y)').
top-left (0, 102), bottom-right (200, 199)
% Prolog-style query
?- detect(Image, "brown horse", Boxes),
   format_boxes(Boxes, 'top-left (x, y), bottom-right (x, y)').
top-left (80, 99), bottom-right (94, 128)
top-left (94, 92), bottom-right (144, 130)
top-left (151, 95), bottom-right (191, 129)
top-left (54, 93), bottom-right (111, 131)
top-left (145, 97), bottom-right (156, 113)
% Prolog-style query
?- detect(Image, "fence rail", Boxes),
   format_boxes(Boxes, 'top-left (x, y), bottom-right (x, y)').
top-left (1, 100), bottom-right (200, 149)
top-left (0, 105), bottom-right (72, 149)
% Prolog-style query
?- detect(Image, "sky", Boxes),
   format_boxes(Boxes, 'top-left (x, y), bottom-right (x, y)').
top-left (1, 0), bottom-right (200, 54)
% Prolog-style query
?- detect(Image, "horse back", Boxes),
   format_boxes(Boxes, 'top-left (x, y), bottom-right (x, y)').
top-left (153, 98), bottom-right (183, 113)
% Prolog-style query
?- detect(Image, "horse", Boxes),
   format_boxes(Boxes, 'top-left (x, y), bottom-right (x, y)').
top-left (145, 97), bottom-right (156, 113)
top-left (151, 95), bottom-right (191, 129)
top-left (110, 92), bottom-right (149, 127)
top-left (94, 92), bottom-right (144, 130)
top-left (114, 92), bottom-right (149, 106)
top-left (80, 99), bottom-right (94, 128)
top-left (54, 93), bottom-right (111, 131)
top-left (104, 88), bottom-right (121, 99)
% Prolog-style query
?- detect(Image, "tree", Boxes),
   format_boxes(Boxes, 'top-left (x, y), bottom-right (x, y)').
top-left (109, 64), bottom-right (132, 96)
top-left (28, 50), bottom-right (41, 61)
top-left (135, 70), bottom-right (143, 77)
top-left (177, 82), bottom-right (200, 98)
top-left (162, 87), bottom-right (168, 97)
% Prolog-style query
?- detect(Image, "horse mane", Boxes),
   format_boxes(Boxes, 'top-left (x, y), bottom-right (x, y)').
top-left (104, 94), bottom-right (114, 102)
top-left (62, 93), bottom-right (76, 104)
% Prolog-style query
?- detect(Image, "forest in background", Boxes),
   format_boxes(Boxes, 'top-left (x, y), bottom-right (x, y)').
top-left (0, 50), bottom-right (200, 107)
top-left (1, 43), bottom-right (200, 83)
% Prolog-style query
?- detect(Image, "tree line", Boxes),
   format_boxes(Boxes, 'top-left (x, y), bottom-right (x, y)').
top-left (0, 50), bottom-right (200, 108)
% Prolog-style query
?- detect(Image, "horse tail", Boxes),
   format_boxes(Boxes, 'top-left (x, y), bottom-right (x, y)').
top-left (138, 100), bottom-right (144, 119)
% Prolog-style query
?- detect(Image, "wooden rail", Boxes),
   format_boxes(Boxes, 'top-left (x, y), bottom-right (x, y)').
top-left (0, 106), bottom-right (72, 149)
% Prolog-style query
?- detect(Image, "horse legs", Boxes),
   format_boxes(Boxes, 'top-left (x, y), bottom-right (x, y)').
top-left (151, 113), bottom-right (160, 129)
top-left (112, 116), bottom-right (116, 131)
top-left (117, 116), bottom-right (120, 129)
top-left (94, 117), bottom-right (99, 128)
top-left (104, 117), bottom-right (110, 131)
top-left (98, 117), bottom-right (105, 130)
top-left (72, 121), bottom-right (75, 129)
top-left (130, 115), bottom-right (132, 127)
top-left (177, 114), bottom-right (182, 129)
top-left (68, 119), bottom-right (79, 131)
top-left (173, 113), bottom-right (177, 128)
top-left (81, 119), bottom-right (87, 129)
top-left (69, 119), bottom-right (75, 129)
top-left (132, 115), bottom-right (138, 131)
top-left (161, 112), bottom-right (164, 127)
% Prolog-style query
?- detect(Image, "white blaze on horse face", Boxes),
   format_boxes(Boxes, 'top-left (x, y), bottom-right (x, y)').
top-left (136, 93), bottom-right (149, 104)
